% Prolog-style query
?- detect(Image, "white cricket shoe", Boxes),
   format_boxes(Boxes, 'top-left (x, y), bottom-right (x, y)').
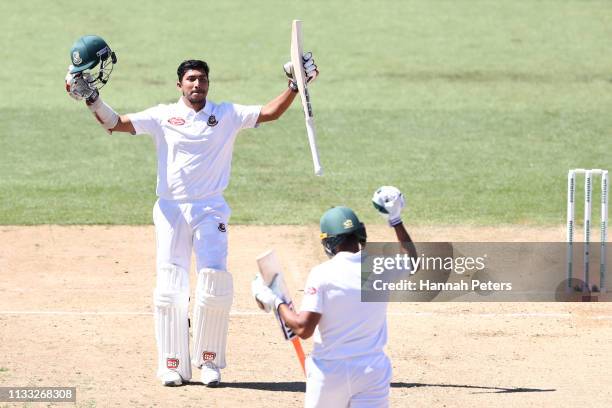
top-left (161, 371), bottom-right (182, 386)
top-left (201, 361), bottom-right (220, 387)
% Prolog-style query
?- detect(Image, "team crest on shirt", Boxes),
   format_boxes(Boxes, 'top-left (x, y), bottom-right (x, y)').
top-left (207, 115), bottom-right (218, 127)
top-left (203, 351), bottom-right (216, 361)
top-left (218, 223), bottom-right (226, 232)
top-left (168, 117), bottom-right (186, 126)
top-left (166, 358), bottom-right (179, 369)
top-left (305, 287), bottom-right (317, 295)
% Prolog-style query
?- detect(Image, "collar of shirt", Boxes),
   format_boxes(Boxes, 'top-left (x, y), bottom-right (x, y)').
top-left (176, 97), bottom-right (214, 119)
top-left (334, 251), bottom-right (362, 263)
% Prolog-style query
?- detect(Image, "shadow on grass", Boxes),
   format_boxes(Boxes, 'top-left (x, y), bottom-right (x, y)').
top-left (185, 381), bottom-right (555, 394)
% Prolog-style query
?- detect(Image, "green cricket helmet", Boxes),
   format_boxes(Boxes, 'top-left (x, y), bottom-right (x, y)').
top-left (319, 206), bottom-right (367, 257)
top-left (69, 35), bottom-right (117, 89)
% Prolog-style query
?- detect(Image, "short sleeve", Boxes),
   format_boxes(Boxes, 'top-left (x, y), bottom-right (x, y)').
top-left (300, 269), bottom-right (324, 314)
top-left (232, 104), bottom-right (262, 130)
top-left (127, 106), bottom-right (162, 136)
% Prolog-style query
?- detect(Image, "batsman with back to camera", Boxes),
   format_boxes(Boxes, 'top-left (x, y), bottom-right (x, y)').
top-left (253, 186), bottom-right (417, 407)
top-left (65, 35), bottom-right (318, 387)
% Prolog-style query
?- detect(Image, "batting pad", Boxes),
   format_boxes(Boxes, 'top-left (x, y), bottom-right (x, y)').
top-left (154, 264), bottom-right (192, 381)
top-left (192, 268), bottom-right (233, 369)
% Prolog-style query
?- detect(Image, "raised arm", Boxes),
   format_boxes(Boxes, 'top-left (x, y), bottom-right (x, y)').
top-left (66, 67), bottom-right (135, 134)
top-left (256, 52), bottom-right (318, 124)
top-left (372, 186), bottom-right (418, 263)
top-left (111, 115), bottom-right (136, 134)
top-left (257, 88), bottom-right (298, 124)
top-left (86, 94), bottom-right (135, 134)
top-left (393, 222), bottom-right (418, 261)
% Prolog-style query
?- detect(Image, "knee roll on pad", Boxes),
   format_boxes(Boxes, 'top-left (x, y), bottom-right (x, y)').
top-left (154, 264), bottom-right (191, 381)
top-left (192, 268), bottom-right (233, 369)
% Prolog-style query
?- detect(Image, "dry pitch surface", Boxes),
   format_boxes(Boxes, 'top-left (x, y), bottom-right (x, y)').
top-left (1, 225), bottom-right (611, 407)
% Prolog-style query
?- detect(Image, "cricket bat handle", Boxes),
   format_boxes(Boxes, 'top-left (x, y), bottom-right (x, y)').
top-left (305, 117), bottom-right (323, 176)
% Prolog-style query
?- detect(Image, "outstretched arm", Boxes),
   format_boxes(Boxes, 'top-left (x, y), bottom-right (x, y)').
top-left (85, 94), bottom-right (136, 134)
top-left (111, 116), bottom-right (136, 134)
top-left (66, 68), bottom-right (135, 134)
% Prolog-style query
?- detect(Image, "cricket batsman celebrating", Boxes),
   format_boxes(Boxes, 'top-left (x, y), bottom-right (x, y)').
top-left (65, 35), bottom-right (318, 387)
top-left (252, 186), bottom-right (417, 407)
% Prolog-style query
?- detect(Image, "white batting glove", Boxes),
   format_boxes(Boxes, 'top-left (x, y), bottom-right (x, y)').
top-left (372, 186), bottom-right (405, 227)
top-left (251, 275), bottom-right (285, 313)
top-left (283, 52), bottom-right (319, 92)
top-left (65, 66), bottom-right (98, 101)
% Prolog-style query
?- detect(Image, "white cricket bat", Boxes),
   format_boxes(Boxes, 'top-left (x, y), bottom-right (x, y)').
top-left (256, 249), bottom-right (306, 374)
top-left (291, 19), bottom-right (323, 176)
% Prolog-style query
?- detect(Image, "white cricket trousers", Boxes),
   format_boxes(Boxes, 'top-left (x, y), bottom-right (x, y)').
top-left (305, 353), bottom-right (392, 408)
top-left (153, 195), bottom-right (231, 271)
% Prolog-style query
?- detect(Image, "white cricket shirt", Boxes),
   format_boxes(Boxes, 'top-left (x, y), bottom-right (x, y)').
top-left (300, 251), bottom-right (389, 360)
top-left (128, 98), bottom-right (261, 200)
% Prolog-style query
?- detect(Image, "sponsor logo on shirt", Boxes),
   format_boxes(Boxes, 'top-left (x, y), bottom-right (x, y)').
top-left (168, 117), bottom-right (186, 126)
top-left (305, 287), bottom-right (317, 295)
top-left (207, 115), bottom-right (218, 127)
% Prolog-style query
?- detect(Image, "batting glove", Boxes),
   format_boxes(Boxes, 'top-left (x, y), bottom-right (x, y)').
top-left (65, 65), bottom-right (98, 102)
top-left (372, 186), bottom-right (405, 227)
top-left (283, 52), bottom-right (319, 92)
top-left (251, 275), bottom-right (286, 313)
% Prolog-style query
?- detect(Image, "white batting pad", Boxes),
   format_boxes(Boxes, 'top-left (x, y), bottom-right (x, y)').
top-left (154, 264), bottom-right (191, 381)
top-left (192, 268), bottom-right (233, 369)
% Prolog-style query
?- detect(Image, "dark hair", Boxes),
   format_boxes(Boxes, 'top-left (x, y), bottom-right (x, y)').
top-left (323, 231), bottom-right (366, 257)
top-left (177, 60), bottom-right (210, 81)
top-left (344, 232), bottom-right (366, 247)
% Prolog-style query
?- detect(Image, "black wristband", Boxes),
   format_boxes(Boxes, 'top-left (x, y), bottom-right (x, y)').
top-left (85, 89), bottom-right (99, 105)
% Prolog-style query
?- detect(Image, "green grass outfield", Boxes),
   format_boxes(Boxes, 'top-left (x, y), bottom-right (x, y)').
top-left (1, 0), bottom-right (611, 225)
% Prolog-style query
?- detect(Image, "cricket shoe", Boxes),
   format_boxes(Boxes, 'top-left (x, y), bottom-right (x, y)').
top-left (161, 371), bottom-right (183, 386)
top-left (201, 361), bottom-right (220, 387)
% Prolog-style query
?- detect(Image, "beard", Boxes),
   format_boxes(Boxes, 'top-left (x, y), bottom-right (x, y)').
top-left (185, 89), bottom-right (206, 104)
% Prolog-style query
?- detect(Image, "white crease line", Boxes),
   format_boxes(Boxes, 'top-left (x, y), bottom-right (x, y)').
top-left (1, 311), bottom-right (611, 320)
top-left (386, 311), bottom-right (572, 318)
top-left (0, 311), bottom-right (152, 316)
top-left (0, 310), bottom-right (265, 316)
